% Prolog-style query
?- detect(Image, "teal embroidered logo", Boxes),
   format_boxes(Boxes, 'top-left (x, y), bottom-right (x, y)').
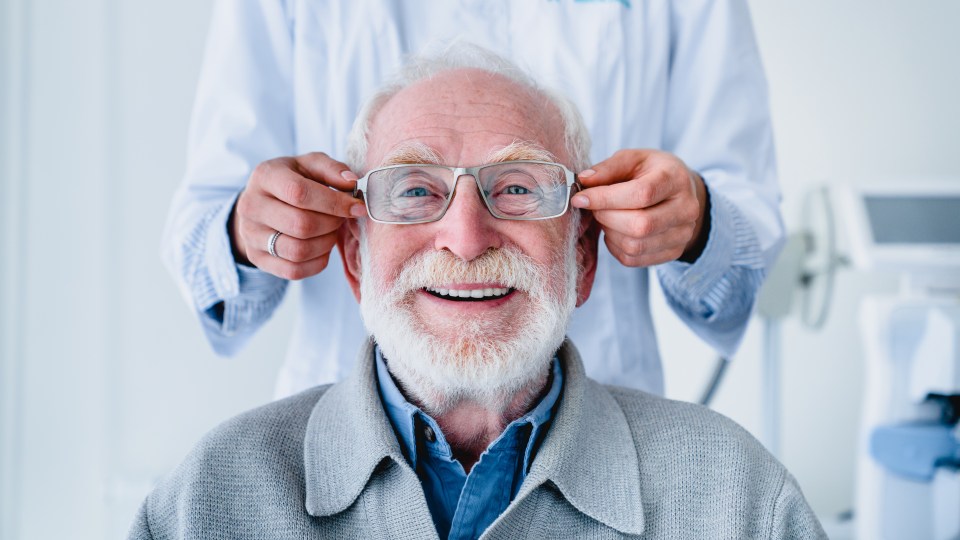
top-left (549, 0), bottom-right (631, 7)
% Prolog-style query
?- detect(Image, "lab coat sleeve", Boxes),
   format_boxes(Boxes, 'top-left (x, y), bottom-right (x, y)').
top-left (655, 0), bottom-right (785, 357)
top-left (160, 0), bottom-right (296, 356)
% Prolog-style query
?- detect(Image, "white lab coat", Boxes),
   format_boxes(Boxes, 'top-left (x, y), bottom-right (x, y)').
top-left (162, 0), bottom-right (783, 397)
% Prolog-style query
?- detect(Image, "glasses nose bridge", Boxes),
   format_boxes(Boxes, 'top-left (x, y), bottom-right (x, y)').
top-left (446, 166), bottom-right (488, 209)
top-left (451, 167), bottom-right (480, 189)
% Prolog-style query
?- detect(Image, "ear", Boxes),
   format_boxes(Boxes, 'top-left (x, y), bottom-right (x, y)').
top-left (336, 219), bottom-right (363, 302)
top-left (574, 211), bottom-right (601, 307)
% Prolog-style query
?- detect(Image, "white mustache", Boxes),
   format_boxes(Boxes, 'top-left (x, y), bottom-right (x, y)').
top-left (373, 247), bottom-right (562, 301)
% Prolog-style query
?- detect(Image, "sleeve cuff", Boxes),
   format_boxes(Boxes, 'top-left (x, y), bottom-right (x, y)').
top-left (198, 192), bottom-right (243, 305)
top-left (657, 187), bottom-right (764, 319)
top-left (193, 192), bottom-right (288, 339)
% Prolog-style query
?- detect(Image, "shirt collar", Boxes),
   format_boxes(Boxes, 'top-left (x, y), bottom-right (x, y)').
top-left (374, 347), bottom-right (563, 472)
top-left (374, 348), bottom-right (422, 465)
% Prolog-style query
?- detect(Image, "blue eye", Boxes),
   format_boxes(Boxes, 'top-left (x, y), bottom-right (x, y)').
top-left (401, 187), bottom-right (430, 197)
top-left (503, 185), bottom-right (530, 195)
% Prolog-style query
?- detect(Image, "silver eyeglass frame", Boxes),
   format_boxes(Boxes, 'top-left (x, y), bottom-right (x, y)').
top-left (353, 160), bottom-right (582, 225)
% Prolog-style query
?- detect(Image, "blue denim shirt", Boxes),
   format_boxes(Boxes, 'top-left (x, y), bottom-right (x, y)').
top-left (375, 349), bottom-right (563, 540)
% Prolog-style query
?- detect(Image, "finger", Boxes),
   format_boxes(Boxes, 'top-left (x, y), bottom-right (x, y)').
top-left (592, 199), bottom-right (698, 240)
top-left (250, 224), bottom-right (339, 263)
top-left (260, 165), bottom-right (363, 218)
top-left (575, 149), bottom-right (655, 188)
top-left (575, 156), bottom-right (695, 210)
top-left (573, 174), bottom-right (675, 211)
top-left (294, 152), bottom-right (358, 190)
top-left (607, 246), bottom-right (686, 268)
top-left (251, 250), bottom-right (334, 281)
top-left (245, 194), bottom-right (345, 239)
top-left (604, 233), bottom-right (689, 267)
top-left (603, 225), bottom-right (695, 260)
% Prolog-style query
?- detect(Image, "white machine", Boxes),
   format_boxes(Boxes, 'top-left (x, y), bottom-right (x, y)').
top-left (757, 181), bottom-right (960, 540)
top-left (839, 183), bottom-right (960, 540)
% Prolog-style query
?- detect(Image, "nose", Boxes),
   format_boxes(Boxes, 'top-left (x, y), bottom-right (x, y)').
top-left (433, 174), bottom-right (501, 261)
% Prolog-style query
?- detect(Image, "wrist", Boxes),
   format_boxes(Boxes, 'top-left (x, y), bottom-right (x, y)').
top-left (228, 196), bottom-right (252, 266)
top-left (679, 172), bottom-right (710, 263)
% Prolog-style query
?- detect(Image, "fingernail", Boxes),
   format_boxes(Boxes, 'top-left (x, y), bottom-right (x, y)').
top-left (350, 204), bottom-right (367, 217)
top-left (579, 169), bottom-right (596, 178)
top-left (341, 170), bottom-right (359, 181)
top-left (572, 195), bottom-right (590, 208)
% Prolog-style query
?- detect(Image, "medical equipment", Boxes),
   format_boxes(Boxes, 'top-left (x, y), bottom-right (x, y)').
top-left (758, 181), bottom-right (960, 539)
top-left (840, 183), bottom-right (960, 540)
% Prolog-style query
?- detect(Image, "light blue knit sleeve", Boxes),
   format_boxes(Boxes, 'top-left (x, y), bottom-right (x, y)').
top-left (167, 192), bottom-right (288, 356)
top-left (656, 187), bottom-right (767, 358)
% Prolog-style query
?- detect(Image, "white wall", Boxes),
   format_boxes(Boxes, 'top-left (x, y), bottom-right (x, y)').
top-left (2, 1), bottom-right (958, 538)
top-left (1, 0), bottom-right (292, 537)
top-left (1, 0), bottom-right (28, 536)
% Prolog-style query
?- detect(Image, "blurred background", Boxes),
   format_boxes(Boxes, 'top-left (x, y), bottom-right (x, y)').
top-left (2, 1), bottom-right (958, 538)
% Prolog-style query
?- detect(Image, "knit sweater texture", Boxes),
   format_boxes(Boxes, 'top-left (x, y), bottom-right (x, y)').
top-left (128, 338), bottom-right (827, 539)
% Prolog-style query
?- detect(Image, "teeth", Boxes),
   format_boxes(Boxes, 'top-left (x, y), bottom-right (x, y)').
top-left (426, 287), bottom-right (511, 299)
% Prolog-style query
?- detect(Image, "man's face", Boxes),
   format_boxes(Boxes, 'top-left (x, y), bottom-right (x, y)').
top-left (340, 69), bottom-right (597, 411)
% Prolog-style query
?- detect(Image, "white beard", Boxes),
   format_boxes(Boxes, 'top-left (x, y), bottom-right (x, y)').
top-left (358, 228), bottom-right (579, 414)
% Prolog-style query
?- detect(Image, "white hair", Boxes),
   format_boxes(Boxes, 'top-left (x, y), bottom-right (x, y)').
top-left (345, 41), bottom-right (592, 173)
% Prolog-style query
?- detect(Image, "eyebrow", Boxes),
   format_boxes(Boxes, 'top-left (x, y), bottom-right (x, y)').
top-left (484, 140), bottom-right (559, 164)
top-left (380, 143), bottom-right (444, 166)
top-left (379, 140), bottom-right (559, 168)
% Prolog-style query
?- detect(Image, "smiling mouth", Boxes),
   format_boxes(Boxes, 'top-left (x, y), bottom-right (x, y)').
top-left (423, 287), bottom-right (514, 302)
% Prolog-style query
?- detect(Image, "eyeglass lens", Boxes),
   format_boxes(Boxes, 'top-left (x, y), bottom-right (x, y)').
top-left (365, 162), bottom-right (570, 223)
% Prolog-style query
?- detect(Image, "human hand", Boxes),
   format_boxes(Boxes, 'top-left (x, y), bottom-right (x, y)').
top-left (571, 149), bottom-right (709, 267)
top-left (230, 152), bottom-right (366, 280)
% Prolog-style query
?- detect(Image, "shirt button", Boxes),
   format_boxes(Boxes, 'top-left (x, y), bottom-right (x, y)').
top-left (423, 425), bottom-right (436, 443)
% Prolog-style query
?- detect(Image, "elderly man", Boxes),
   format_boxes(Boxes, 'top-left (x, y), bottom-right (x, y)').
top-left (130, 50), bottom-right (825, 539)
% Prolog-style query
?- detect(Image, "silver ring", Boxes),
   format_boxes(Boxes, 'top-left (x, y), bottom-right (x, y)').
top-left (267, 231), bottom-right (282, 258)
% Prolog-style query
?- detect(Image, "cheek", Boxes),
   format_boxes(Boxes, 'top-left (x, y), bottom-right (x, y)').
top-left (364, 229), bottom-right (426, 282)
top-left (509, 222), bottom-right (570, 267)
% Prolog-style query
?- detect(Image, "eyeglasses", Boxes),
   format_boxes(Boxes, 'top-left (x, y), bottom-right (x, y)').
top-left (354, 160), bottom-right (581, 224)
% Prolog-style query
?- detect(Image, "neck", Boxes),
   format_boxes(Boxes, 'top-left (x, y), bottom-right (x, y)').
top-left (397, 364), bottom-right (553, 473)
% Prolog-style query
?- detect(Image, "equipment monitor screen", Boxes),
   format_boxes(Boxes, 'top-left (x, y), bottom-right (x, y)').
top-left (864, 196), bottom-right (960, 245)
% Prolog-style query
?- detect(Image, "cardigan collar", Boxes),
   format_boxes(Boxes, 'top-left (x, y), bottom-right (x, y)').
top-left (303, 337), bottom-right (645, 536)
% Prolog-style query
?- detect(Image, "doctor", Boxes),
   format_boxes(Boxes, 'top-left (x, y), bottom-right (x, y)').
top-left (162, 0), bottom-right (783, 398)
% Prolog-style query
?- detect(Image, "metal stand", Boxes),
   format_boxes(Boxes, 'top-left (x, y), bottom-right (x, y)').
top-left (762, 318), bottom-right (782, 458)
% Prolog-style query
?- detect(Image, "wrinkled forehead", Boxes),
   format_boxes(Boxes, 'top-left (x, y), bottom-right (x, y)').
top-left (378, 140), bottom-right (561, 168)
top-left (365, 69), bottom-right (569, 170)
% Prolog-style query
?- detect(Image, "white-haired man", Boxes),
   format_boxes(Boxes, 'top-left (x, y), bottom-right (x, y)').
top-left (130, 56), bottom-right (825, 539)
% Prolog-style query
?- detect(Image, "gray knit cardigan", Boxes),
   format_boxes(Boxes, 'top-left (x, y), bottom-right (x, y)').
top-left (128, 338), bottom-right (827, 539)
